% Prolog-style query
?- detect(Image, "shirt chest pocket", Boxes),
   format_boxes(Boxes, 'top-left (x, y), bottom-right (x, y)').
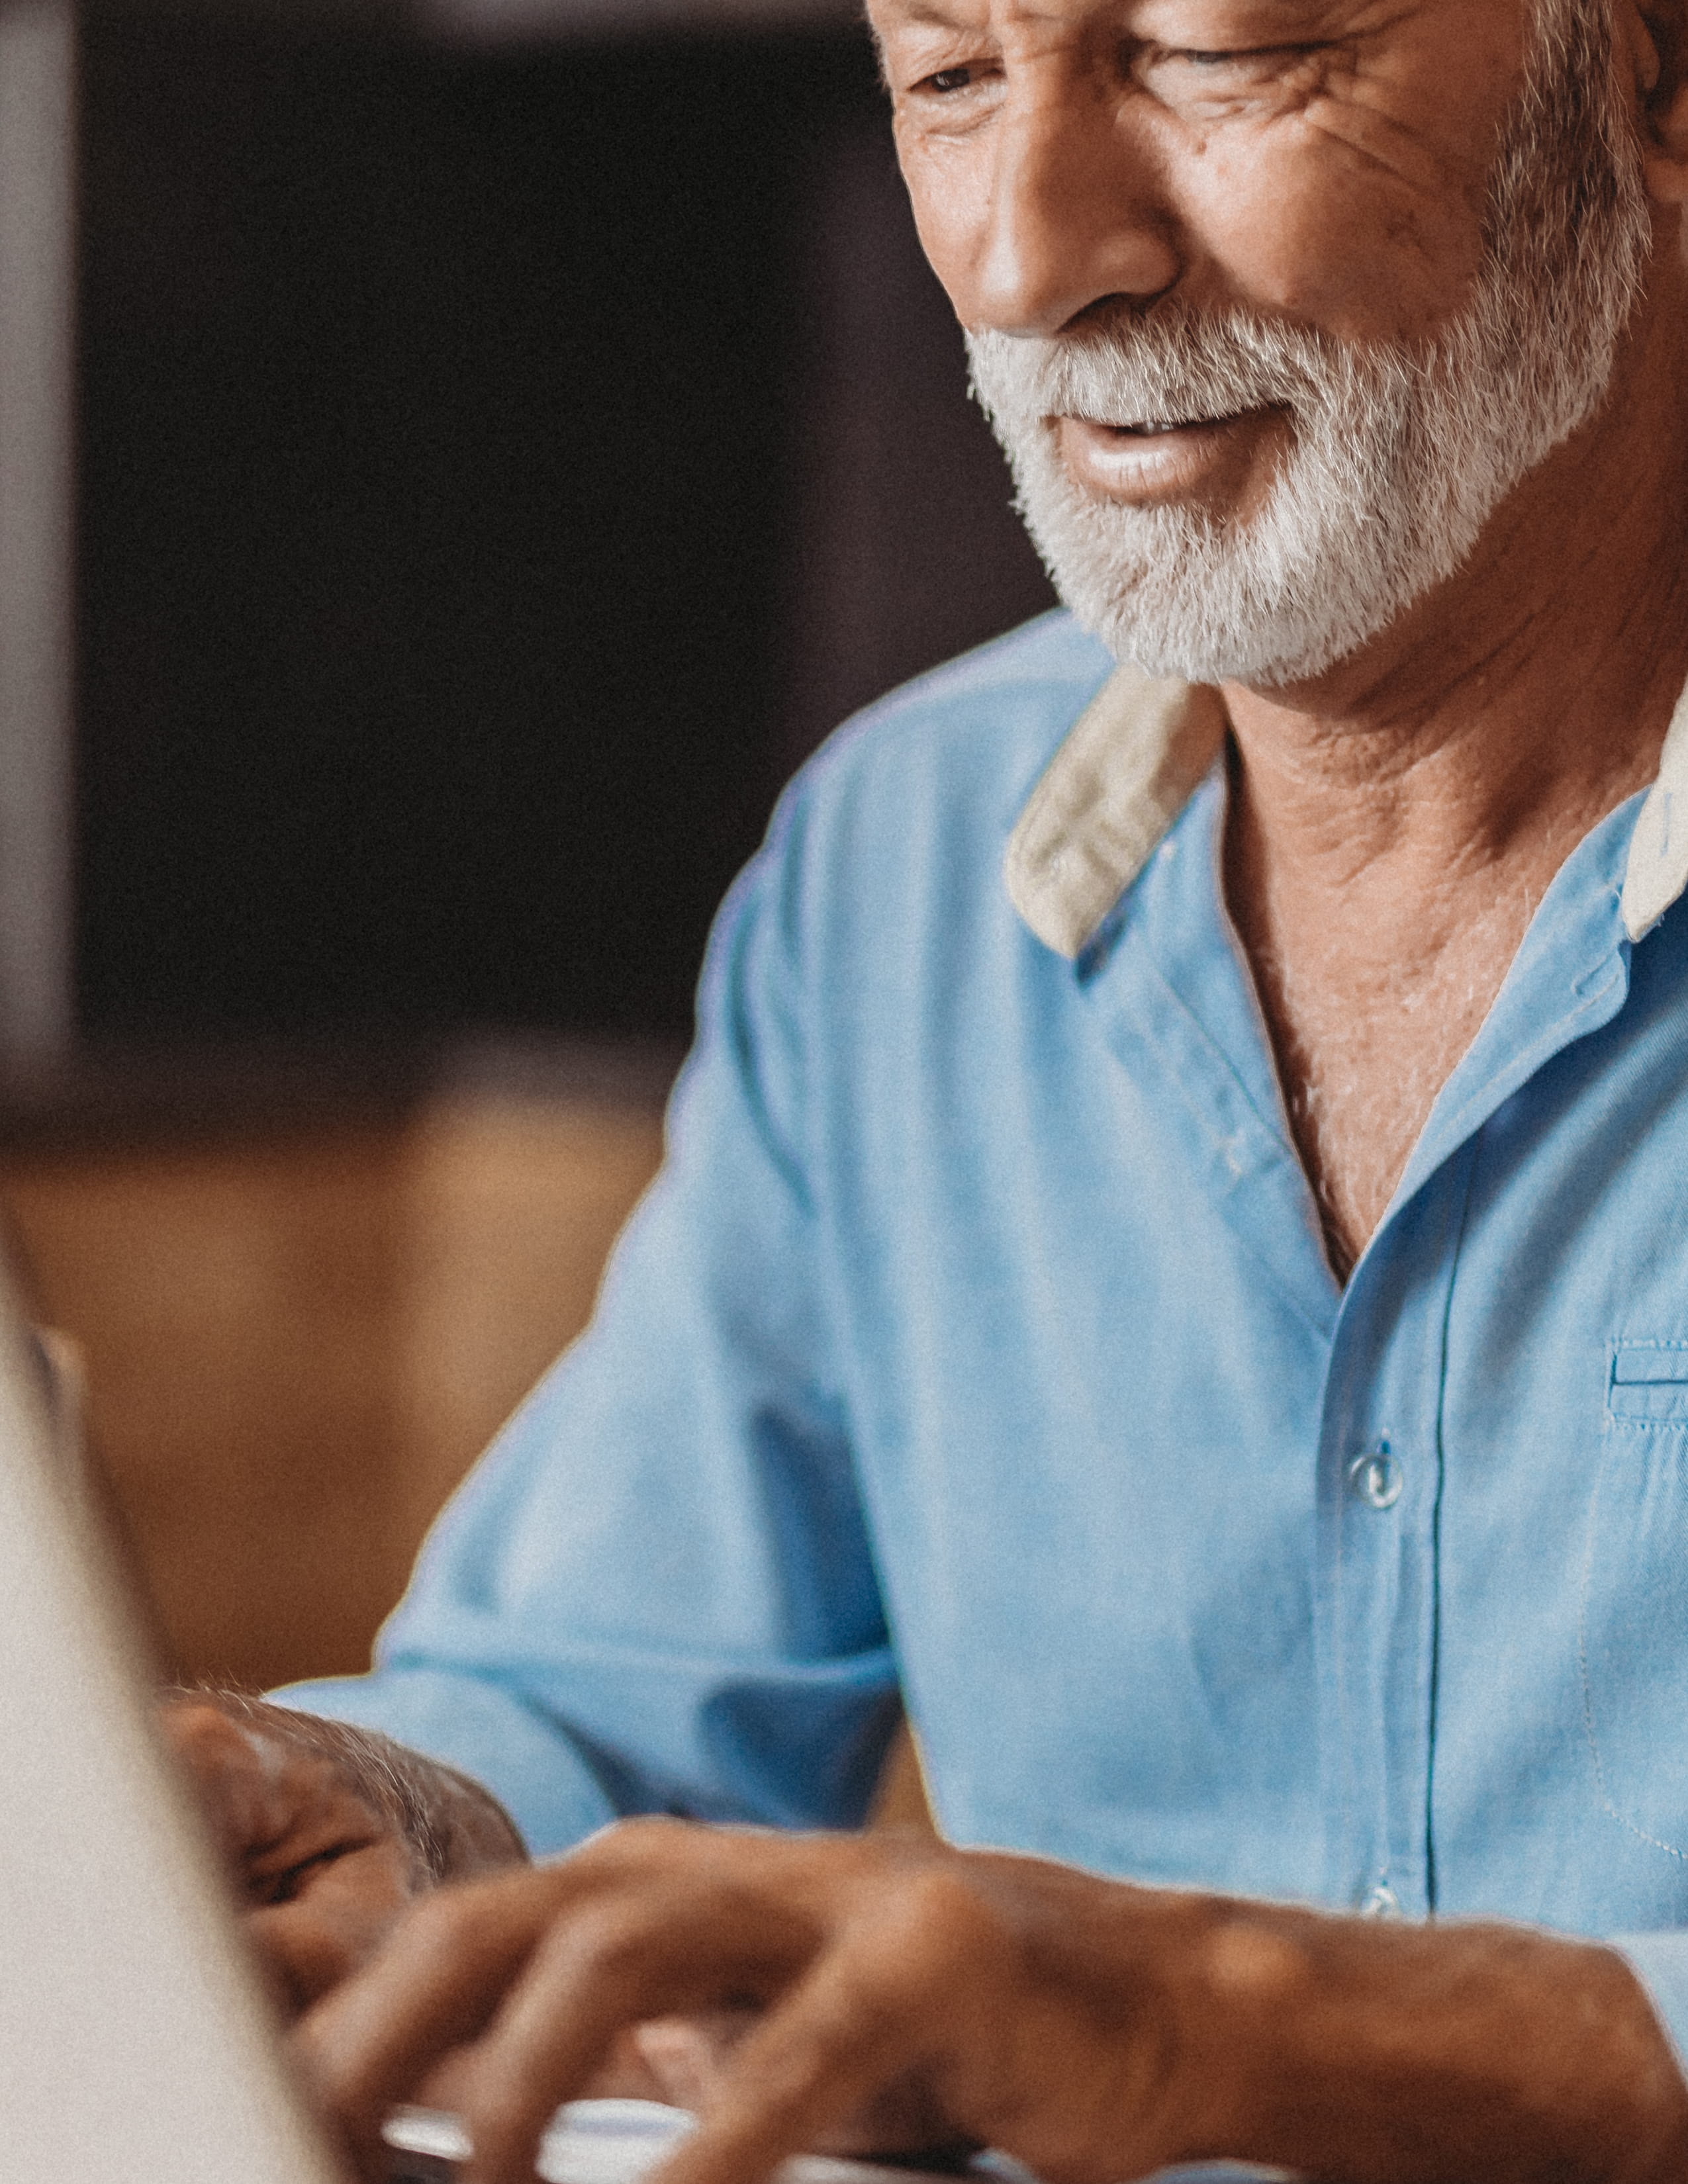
top-left (1582, 1342), bottom-right (1688, 1857)
top-left (1609, 1345), bottom-right (1688, 1425)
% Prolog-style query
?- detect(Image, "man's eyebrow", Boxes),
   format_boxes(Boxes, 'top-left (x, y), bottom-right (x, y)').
top-left (878, 0), bottom-right (1330, 28)
top-left (876, 0), bottom-right (975, 26)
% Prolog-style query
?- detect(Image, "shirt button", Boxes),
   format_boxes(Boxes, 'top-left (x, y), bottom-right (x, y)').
top-left (1348, 1451), bottom-right (1403, 1509)
top-left (1358, 1882), bottom-right (1401, 1918)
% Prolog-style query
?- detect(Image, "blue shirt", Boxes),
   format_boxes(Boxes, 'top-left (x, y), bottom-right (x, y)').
top-left (285, 610), bottom-right (1688, 2070)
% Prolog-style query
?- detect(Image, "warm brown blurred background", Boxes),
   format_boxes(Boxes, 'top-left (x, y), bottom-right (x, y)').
top-left (0, 1048), bottom-right (671, 1687)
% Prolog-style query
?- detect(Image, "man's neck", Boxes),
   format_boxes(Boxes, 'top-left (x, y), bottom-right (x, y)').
top-left (1220, 268), bottom-right (1688, 1282)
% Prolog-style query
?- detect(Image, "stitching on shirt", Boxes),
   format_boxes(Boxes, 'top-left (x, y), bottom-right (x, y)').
top-left (1332, 1406), bottom-right (1356, 1897)
top-left (1578, 1406), bottom-right (1688, 1861)
top-left (1426, 969), bottom-right (1626, 1172)
top-left (1609, 1340), bottom-right (1688, 1386)
top-left (1421, 1137), bottom-right (1477, 1914)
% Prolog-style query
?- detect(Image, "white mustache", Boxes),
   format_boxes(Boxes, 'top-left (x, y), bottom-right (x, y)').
top-left (966, 308), bottom-right (1415, 439)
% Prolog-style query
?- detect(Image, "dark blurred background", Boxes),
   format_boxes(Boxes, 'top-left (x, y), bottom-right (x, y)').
top-left (0, 3), bottom-right (1056, 1700)
top-left (76, 11), bottom-right (1055, 1046)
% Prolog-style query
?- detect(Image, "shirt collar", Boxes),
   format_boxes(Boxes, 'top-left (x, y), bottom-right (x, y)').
top-left (1004, 662), bottom-right (1688, 958)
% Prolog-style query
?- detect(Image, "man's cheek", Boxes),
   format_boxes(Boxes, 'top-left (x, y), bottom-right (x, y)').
top-left (1180, 108), bottom-right (1491, 342)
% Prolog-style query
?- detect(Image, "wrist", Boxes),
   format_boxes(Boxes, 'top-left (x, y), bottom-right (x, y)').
top-left (1152, 1897), bottom-right (1321, 2170)
top-left (1168, 1905), bottom-right (1688, 2184)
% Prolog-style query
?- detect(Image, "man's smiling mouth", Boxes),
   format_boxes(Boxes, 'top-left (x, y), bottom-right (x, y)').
top-left (1083, 414), bottom-right (1248, 437)
top-left (1049, 406), bottom-right (1290, 510)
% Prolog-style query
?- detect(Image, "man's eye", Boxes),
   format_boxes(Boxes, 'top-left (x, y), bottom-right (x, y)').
top-left (1168, 42), bottom-right (1317, 73)
top-left (1131, 40), bottom-right (1320, 96)
top-left (921, 64), bottom-right (976, 92)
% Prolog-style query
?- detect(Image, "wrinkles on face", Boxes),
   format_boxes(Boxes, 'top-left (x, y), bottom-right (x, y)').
top-left (883, 0), bottom-right (1527, 350)
top-left (1150, 22), bottom-right (1516, 333)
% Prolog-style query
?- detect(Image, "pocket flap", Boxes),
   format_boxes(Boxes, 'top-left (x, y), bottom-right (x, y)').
top-left (1611, 1343), bottom-right (1688, 1421)
top-left (1613, 1346), bottom-right (1688, 1385)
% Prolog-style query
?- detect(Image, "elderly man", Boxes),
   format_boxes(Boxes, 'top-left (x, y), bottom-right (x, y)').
top-left (173, 0), bottom-right (1688, 2175)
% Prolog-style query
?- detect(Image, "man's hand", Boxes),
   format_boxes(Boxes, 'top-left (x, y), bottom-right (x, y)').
top-left (293, 1819), bottom-right (1688, 2184)
top-left (160, 1693), bottom-right (526, 2017)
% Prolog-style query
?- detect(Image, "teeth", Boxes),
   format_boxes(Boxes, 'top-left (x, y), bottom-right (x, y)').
top-left (1072, 414), bottom-right (1219, 437)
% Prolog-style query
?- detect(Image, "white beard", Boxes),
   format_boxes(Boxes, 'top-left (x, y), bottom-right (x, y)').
top-left (965, 0), bottom-right (1652, 689)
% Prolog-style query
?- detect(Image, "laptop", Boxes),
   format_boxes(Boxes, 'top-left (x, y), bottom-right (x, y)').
top-left (0, 1273), bottom-right (992, 2184)
top-left (0, 1271), bottom-right (342, 2181)
top-left (0, 1263), bottom-right (1282, 2184)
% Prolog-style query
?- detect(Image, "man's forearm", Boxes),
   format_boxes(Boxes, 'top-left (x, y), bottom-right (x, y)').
top-left (1178, 1902), bottom-right (1688, 2184)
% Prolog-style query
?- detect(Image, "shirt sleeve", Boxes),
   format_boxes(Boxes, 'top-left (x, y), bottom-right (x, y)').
top-left (275, 786), bottom-right (901, 1856)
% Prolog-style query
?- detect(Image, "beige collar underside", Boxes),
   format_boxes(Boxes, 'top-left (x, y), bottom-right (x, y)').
top-left (1004, 664), bottom-right (1688, 960)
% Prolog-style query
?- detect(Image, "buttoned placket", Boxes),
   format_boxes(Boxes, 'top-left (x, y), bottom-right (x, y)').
top-left (1315, 1153), bottom-right (1477, 1915)
top-left (1314, 903), bottom-right (1638, 1913)
top-left (1067, 754), bottom-right (1645, 1919)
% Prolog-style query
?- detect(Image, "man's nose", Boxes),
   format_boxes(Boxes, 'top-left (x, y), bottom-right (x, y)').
top-left (967, 85), bottom-right (1180, 337)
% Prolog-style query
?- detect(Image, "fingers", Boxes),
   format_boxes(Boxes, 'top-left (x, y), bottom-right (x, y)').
top-left (624, 2009), bottom-right (761, 2111)
top-left (297, 1825), bottom-right (1017, 2184)
top-left (454, 1887), bottom-right (814, 2184)
top-left (297, 1866), bottom-right (567, 2176)
top-left (298, 1829), bottom-right (784, 2171)
top-left (298, 1823), bottom-right (845, 2183)
top-left (644, 1950), bottom-right (924, 2184)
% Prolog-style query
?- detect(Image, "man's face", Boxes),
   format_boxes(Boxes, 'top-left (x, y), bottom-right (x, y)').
top-left (872, 0), bottom-right (1653, 685)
